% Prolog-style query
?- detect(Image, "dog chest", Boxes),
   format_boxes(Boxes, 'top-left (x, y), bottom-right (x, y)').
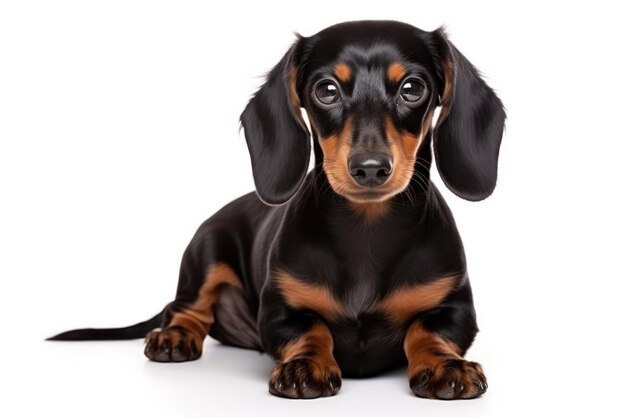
top-left (330, 314), bottom-right (406, 378)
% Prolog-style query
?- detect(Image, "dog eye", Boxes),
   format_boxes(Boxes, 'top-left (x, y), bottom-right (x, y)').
top-left (400, 79), bottom-right (426, 103)
top-left (314, 81), bottom-right (340, 106)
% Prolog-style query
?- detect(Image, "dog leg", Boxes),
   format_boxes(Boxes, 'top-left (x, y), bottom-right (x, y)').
top-left (404, 320), bottom-right (487, 400)
top-left (144, 262), bottom-right (243, 362)
top-left (268, 321), bottom-right (341, 399)
top-left (260, 295), bottom-right (341, 400)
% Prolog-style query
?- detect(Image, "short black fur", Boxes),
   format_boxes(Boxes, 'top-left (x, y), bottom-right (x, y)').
top-left (49, 20), bottom-right (505, 400)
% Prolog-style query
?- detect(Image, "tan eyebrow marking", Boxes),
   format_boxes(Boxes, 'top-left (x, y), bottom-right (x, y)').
top-left (387, 62), bottom-right (407, 83)
top-left (334, 63), bottom-right (352, 83)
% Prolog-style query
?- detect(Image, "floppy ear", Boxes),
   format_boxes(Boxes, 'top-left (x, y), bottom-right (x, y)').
top-left (429, 29), bottom-right (506, 201)
top-left (240, 38), bottom-right (311, 205)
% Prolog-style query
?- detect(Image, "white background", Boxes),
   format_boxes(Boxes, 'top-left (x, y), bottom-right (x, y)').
top-left (1, 1), bottom-right (625, 416)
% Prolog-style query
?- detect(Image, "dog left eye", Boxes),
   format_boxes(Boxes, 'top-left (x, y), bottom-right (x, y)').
top-left (400, 79), bottom-right (426, 103)
top-left (314, 81), bottom-right (340, 106)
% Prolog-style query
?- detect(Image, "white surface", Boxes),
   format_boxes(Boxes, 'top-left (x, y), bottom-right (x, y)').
top-left (1, 1), bottom-right (625, 416)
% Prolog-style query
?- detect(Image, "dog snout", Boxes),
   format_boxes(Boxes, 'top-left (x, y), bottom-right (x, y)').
top-left (348, 153), bottom-right (393, 187)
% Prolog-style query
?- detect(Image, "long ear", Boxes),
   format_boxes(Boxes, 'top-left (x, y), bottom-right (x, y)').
top-left (240, 38), bottom-right (311, 205)
top-left (429, 29), bottom-right (506, 201)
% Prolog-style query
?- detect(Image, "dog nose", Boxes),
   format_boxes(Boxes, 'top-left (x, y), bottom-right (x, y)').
top-left (348, 154), bottom-right (393, 187)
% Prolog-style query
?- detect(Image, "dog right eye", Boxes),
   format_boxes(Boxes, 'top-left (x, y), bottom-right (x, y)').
top-left (399, 78), bottom-right (426, 104)
top-left (314, 81), bottom-right (340, 106)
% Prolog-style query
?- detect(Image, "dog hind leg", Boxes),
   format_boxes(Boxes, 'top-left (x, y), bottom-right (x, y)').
top-left (144, 259), bottom-right (246, 362)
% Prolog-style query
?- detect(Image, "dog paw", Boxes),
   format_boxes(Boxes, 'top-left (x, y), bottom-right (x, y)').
top-left (144, 326), bottom-right (202, 362)
top-left (269, 358), bottom-right (342, 399)
top-left (409, 359), bottom-right (487, 400)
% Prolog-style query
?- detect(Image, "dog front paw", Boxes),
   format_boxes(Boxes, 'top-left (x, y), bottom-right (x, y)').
top-left (269, 358), bottom-right (342, 399)
top-left (409, 359), bottom-right (487, 400)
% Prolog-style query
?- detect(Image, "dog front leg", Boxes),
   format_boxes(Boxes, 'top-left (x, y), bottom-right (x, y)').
top-left (404, 308), bottom-right (487, 400)
top-left (259, 293), bottom-right (341, 399)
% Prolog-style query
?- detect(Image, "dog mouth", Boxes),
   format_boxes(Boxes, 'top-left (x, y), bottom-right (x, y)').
top-left (339, 187), bottom-right (400, 203)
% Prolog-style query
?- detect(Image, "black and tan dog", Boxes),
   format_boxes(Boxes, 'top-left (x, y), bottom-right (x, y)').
top-left (49, 20), bottom-right (505, 400)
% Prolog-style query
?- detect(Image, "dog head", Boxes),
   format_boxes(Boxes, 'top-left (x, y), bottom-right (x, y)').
top-left (241, 21), bottom-right (506, 205)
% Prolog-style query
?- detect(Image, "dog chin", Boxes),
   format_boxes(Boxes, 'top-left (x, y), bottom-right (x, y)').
top-left (340, 189), bottom-right (400, 204)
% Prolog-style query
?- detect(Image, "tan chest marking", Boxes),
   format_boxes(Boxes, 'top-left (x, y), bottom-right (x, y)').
top-left (274, 271), bottom-right (345, 319)
top-left (275, 270), bottom-right (458, 323)
top-left (377, 275), bottom-right (459, 325)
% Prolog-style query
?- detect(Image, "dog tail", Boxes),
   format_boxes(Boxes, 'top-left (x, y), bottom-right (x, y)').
top-left (46, 306), bottom-right (167, 341)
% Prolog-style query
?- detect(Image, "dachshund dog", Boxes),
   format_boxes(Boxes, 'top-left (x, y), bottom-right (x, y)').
top-left (49, 20), bottom-right (506, 400)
